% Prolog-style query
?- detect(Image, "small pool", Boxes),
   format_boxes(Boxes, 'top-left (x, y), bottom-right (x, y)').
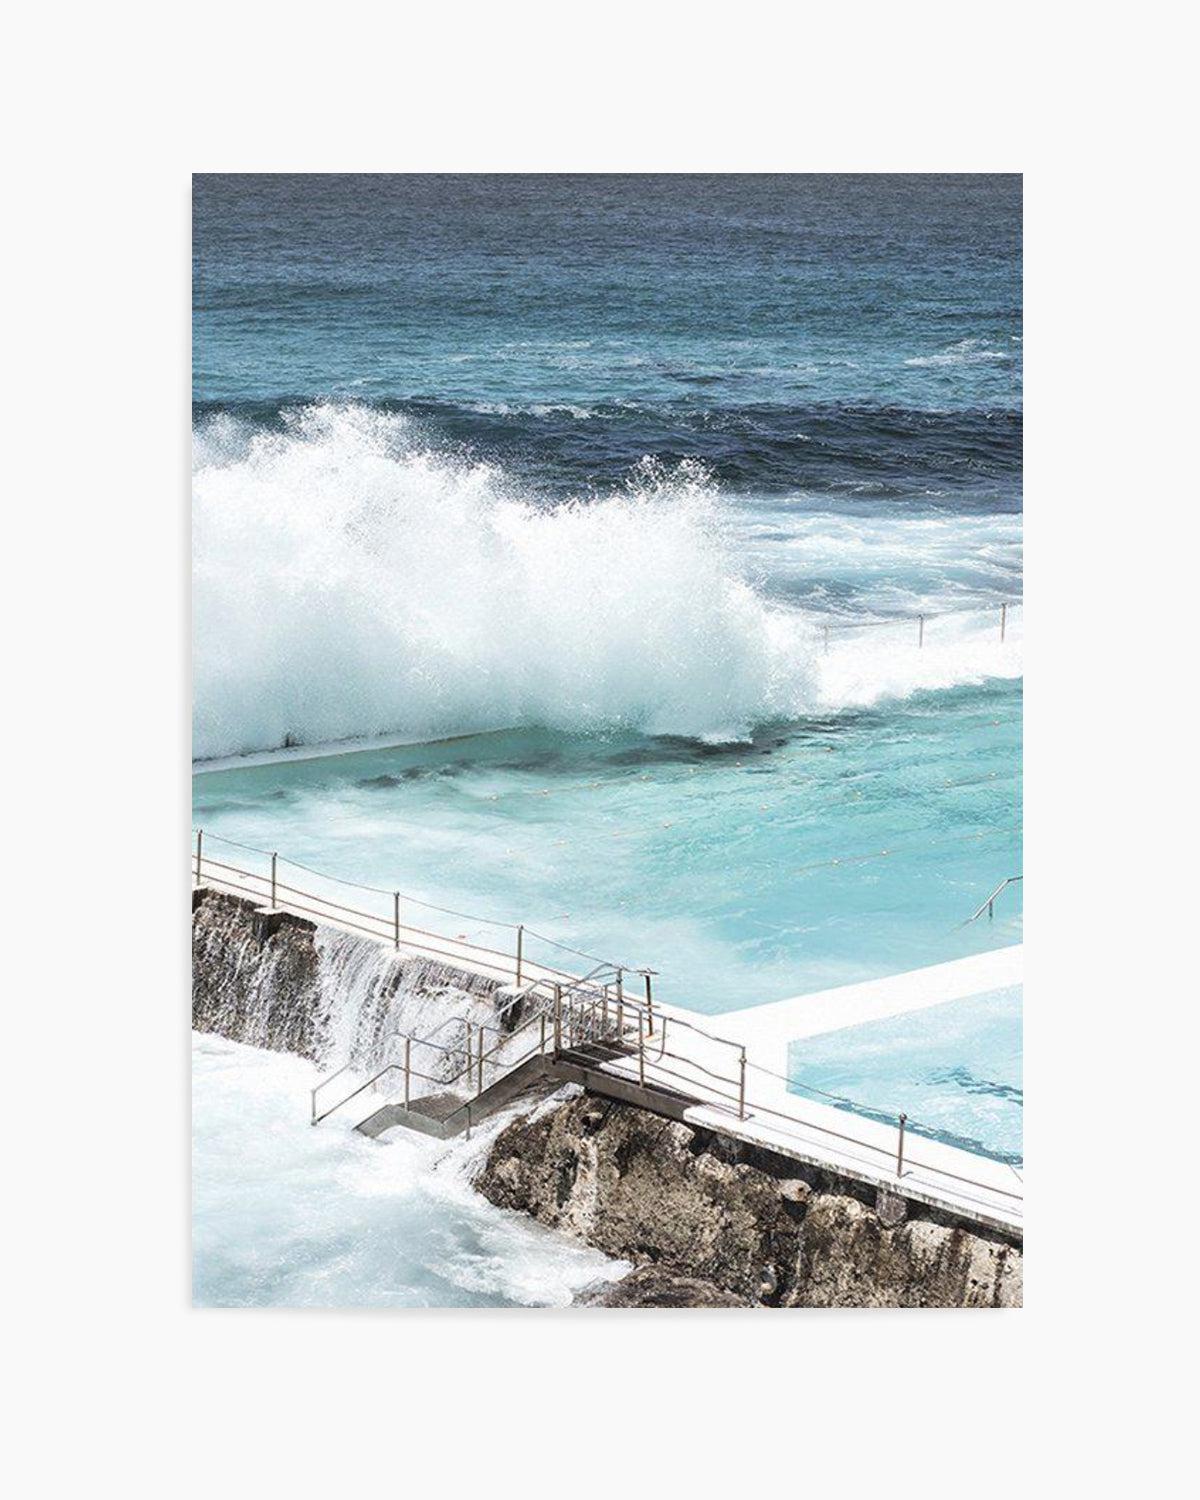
top-left (786, 985), bottom-right (1022, 1165)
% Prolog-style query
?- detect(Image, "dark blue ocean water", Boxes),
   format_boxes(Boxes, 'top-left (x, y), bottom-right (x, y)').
top-left (194, 174), bottom-right (1021, 502)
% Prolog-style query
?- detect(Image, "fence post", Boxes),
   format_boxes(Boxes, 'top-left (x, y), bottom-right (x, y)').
top-left (540, 1015), bottom-right (547, 1054)
top-left (195, 828), bottom-right (202, 887)
top-left (1000, 602), bottom-right (1007, 643)
top-left (271, 852), bottom-right (278, 908)
top-left (477, 1026), bottom-right (484, 1096)
top-left (516, 924), bottom-right (524, 984)
top-left (637, 1011), bottom-right (645, 1088)
top-left (404, 1037), bottom-right (411, 1109)
top-left (897, 1113), bottom-right (907, 1178)
top-left (739, 1049), bottom-right (747, 1120)
top-left (553, 984), bottom-right (562, 1053)
top-left (918, 614), bottom-right (925, 649)
top-left (393, 892), bottom-right (400, 950)
top-left (643, 971), bottom-right (652, 1037)
top-left (464, 1021), bottom-right (471, 1084)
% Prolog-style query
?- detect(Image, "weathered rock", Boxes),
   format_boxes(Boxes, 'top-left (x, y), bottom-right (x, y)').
top-left (577, 1268), bottom-right (753, 1308)
top-left (476, 1092), bottom-right (807, 1302)
top-left (787, 1193), bottom-right (1021, 1308)
top-left (875, 1185), bottom-right (909, 1228)
top-left (191, 889), bottom-right (325, 1059)
top-left (477, 1092), bottom-right (1021, 1309)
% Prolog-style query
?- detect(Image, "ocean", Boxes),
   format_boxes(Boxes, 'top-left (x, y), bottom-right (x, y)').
top-left (192, 174), bottom-right (1022, 1302)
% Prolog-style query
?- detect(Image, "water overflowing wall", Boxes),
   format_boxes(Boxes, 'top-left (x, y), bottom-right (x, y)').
top-left (192, 887), bottom-right (509, 1079)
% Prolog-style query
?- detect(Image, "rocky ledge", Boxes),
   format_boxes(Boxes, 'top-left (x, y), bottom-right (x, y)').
top-left (476, 1091), bottom-right (1022, 1308)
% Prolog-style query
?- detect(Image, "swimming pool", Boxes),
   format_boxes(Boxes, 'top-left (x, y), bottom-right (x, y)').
top-left (192, 681), bottom-right (1021, 1016)
top-left (786, 984), bottom-right (1022, 1164)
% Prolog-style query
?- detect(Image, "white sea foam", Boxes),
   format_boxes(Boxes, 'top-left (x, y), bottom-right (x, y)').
top-left (904, 337), bottom-right (1012, 368)
top-left (193, 402), bottom-right (1021, 760)
top-left (192, 1034), bottom-right (625, 1307)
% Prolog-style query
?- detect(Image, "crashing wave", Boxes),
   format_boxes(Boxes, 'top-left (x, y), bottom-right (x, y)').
top-left (193, 402), bottom-right (1021, 761)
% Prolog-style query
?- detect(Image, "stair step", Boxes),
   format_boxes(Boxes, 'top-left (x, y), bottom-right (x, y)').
top-left (354, 1055), bottom-right (557, 1141)
top-left (406, 1090), bottom-right (468, 1123)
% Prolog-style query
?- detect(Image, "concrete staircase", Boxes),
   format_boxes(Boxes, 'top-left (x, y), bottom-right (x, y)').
top-left (352, 1041), bottom-right (700, 1141)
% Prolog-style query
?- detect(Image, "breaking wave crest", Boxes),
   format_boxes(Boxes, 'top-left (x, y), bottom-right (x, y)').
top-left (193, 403), bottom-right (1020, 761)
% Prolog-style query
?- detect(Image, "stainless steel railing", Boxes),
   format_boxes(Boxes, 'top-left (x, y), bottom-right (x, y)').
top-left (193, 835), bottom-right (1022, 1218)
top-left (308, 976), bottom-right (1021, 1219)
top-left (821, 599), bottom-right (1019, 652)
top-left (192, 829), bottom-right (652, 1000)
top-left (963, 874), bottom-right (1023, 925)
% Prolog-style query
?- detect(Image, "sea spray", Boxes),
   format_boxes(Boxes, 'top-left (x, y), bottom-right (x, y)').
top-left (193, 402), bottom-right (1020, 761)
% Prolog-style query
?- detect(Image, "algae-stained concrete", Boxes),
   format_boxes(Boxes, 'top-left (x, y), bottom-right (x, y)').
top-left (191, 886), bottom-right (507, 1065)
top-left (476, 1091), bottom-right (1022, 1308)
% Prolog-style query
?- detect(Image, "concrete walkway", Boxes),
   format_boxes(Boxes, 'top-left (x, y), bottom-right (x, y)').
top-left (720, 945), bottom-right (1023, 1068)
top-left (592, 1027), bottom-right (1023, 1235)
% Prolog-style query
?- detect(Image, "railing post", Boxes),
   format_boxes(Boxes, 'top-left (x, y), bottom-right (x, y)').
top-left (404, 1037), bottom-right (411, 1109)
top-left (195, 828), bottom-right (203, 887)
top-left (918, 614), bottom-right (925, 648)
top-left (739, 1048), bottom-right (747, 1120)
top-left (642, 971), bottom-right (652, 1037)
top-left (310, 1085), bottom-right (317, 1126)
top-left (393, 892), bottom-right (400, 950)
top-left (553, 984), bottom-right (562, 1053)
top-left (637, 1011), bottom-right (645, 1088)
top-left (540, 1015), bottom-right (547, 1054)
top-left (896, 1113), bottom-right (907, 1178)
top-left (271, 852), bottom-right (278, 908)
top-left (1000, 602), bottom-right (1007, 643)
top-left (477, 1026), bottom-right (484, 1096)
top-left (464, 1021), bottom-right (472, 1083)
top-left (516, 924), bottom-right (524, 984)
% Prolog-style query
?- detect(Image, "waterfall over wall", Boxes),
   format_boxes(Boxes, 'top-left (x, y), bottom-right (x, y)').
top-left (192, 888), bottom-right (508, 1076)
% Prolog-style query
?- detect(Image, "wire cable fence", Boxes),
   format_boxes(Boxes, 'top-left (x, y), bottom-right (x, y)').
top-left (194, 831), bottom-right (1023, 1218)
top-left (306, 973), bottom-right (1023, 1221)
top-left (817, 598), bottom-right (1021, 652)
top-left (192, 827), bottom-right (648, 992)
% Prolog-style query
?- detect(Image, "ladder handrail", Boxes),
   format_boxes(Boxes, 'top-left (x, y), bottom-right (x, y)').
top-left (308, 975), bottom-right (1023, 1215)
top-left (963, 874), bottom-right (1023, 925)
top-left (310, 974), bottom-right (627, 1126)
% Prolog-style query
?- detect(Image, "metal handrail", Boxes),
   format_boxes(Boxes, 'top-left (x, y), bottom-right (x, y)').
top-left (203, 839), bottom-right (1022, 1216)
top-left (308, 983), bottom-right (1021, 1214)
top-left (193, 846), bottom-right (627, 993)
top-left (963, 874), bottom-right (1023, 925)
top-left (193, 827), bottom-right (646, 973)
top-left (310, 975), bottom-right (627, 1126)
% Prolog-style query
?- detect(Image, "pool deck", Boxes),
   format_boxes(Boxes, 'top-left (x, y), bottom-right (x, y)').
top-left (583, 947), bottom-right (1024, 1237)
top-left (719, 945), bottom-right (1023, 1062)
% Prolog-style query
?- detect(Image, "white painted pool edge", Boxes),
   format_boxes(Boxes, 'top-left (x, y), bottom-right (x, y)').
top-left (719, 944), bottom-right (1023, 1058)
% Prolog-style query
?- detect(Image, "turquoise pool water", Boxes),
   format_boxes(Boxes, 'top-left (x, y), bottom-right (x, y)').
top-left (193, 680), bottom-right (1021, 1016)
top-left (787, 985), bottom-right (1023, 1164)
